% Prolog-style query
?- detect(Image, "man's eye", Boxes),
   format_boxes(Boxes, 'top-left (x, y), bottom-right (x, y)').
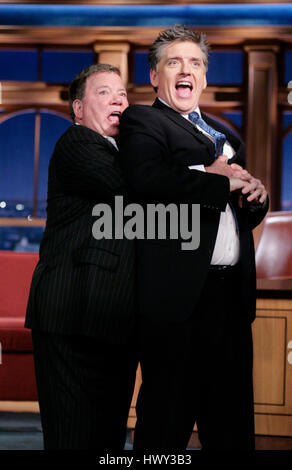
top-left (168, 60), bottom-right (178, 66)
top-left (99, 90), bottom-right (107, 95)
top-left (192, 61), bottom-right (201, 67)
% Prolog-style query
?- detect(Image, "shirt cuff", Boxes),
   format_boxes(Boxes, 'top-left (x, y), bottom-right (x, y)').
top-left (188, 164), bottom-right (206, 172)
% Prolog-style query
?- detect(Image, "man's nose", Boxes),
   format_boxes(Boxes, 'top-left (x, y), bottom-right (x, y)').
top-left (112, 93), bottom-right (123, 104)
top-left (180, 61), bottom-right (191, 75)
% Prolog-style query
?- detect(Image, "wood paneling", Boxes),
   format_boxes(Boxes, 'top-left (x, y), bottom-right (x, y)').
top-left (0, 218), bottom-right (46, 227)
top-left (253, 316), bottom-right (286, 406)
top-left (245, 46), bottom-right (279, 209)
top-left (0, 82), bottom-right (68, 108)
top-left (253, 297), bottom-right (292, 437)
top-left (0, 26), bottom-right (291, 47)
top-left (94, 43), bottom-right (130, 85)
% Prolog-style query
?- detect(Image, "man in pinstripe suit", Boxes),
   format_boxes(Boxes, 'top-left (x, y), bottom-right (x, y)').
top-left (25, 64), bottom-right (137, 450)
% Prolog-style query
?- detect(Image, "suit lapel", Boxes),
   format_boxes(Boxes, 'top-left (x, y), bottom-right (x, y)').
top-left (152, 98), bottom-right (215, 158)
top-left (72, 124), bottom-right (120, 166)
top-left (102, 136), bottom-right (119, 154)
top-left (152, 98), bottom-right (245, 165)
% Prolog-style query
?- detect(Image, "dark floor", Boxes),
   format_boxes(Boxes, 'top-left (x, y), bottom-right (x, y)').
top-left (0, 412), bottom-right (43, 450)
top-left (0, 412), bottom-right (202, 452)
top-left (1, 412), bottom-right (291, 453)
top-left (0, 412), bottom-right (136, 451)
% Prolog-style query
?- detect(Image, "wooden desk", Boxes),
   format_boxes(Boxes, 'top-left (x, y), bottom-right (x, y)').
top-left (253, 278), bottom-right (292, 437)
top-left (128, 279), bottom-right (292, 439)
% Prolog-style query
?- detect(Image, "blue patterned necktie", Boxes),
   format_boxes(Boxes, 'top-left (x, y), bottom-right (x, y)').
top-left (189, 111), bottom-right (239, 232)
top-left (189, 111), bottom-right (226, 159)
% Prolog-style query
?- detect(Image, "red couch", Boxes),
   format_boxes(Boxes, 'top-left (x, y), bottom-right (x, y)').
top-left (255, 211), bottom-right (292, 279)
top-left (0, 251), bottom-right (38, 401)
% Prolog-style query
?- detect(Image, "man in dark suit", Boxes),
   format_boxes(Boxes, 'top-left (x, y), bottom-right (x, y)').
top-left (119, 25), bottom-right (268, 450)
top-left (25, 64), bottom-right (137, 450)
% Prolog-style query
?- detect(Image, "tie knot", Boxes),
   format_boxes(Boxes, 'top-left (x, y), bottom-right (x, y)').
top-left (188, 111), bottom-right (200, 124)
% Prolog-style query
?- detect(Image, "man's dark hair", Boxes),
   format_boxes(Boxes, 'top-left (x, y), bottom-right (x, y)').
top-left (148, 24), bottom-right (209, 72)
top-left (69, 63), bottom-right (121, 121)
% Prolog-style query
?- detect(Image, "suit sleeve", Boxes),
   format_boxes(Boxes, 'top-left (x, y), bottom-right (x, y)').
top-left (241, 197), bottom-right (269, 231)
top-left (53, 129), bottom-right (126, 200)
top-left (119, 106), bottom-right (230, 210)
top-left (226, 133), bottom-right (270, 230)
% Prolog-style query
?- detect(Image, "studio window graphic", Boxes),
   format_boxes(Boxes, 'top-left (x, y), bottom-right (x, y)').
top-left (0, 110), bottom-right (71, 251)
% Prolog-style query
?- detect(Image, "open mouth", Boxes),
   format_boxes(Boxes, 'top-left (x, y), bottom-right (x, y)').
top-left (175, 80), bottom-right (193, 98)
top-left (108, 111), bottom-right (121, 124)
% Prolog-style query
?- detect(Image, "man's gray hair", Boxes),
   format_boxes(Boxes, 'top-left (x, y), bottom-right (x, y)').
top-left (148, 24), bottom-right (209, 72)
top-left (69, 63), bottom-right (121, 121)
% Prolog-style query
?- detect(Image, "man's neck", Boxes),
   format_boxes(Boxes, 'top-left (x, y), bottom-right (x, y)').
top-left (157, 97), bottom-right (201, 118)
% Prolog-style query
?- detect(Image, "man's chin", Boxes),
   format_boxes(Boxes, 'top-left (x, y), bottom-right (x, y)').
top-left (171, 99), bottom-right (197, 115)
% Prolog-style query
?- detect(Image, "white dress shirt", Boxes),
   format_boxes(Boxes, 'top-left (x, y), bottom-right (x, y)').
top-left (183, 107), bottom-right (239, 265)
top-left (158, 99), bottom-right (239, 265)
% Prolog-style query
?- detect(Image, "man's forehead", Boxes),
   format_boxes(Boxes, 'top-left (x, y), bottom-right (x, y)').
top-left (88, 72), bottom-right (121, 83)
top-left (161, 41), bottom-right (204, 59)
top-left (86, 72), bottom-right (125, 89)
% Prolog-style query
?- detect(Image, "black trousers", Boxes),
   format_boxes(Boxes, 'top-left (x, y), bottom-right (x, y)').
top-left (133, 266), bottom-right (255, 451)
top-left (32, 331), bottom-right (138, 450)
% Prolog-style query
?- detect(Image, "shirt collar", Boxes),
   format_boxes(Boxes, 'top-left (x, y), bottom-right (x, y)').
top-left (74, 123), bottom-right (118, 150)
top-left (104, 135), bottom-right (118, 150)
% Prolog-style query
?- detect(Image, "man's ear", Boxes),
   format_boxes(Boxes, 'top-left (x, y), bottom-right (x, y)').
top-left (72, 99), bottom-right (83, 121)
top-left (150, 68), bottom-right (159, 89)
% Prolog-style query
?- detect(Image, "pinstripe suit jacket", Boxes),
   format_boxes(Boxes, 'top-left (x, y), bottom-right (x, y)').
top-left (25, 124), bottom-right (135, 343)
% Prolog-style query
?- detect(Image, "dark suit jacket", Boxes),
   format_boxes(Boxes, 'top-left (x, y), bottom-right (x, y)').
top-left (25, 124), bottom-right (135, 343)
top-left (119, 98), bottom-right (268, 324)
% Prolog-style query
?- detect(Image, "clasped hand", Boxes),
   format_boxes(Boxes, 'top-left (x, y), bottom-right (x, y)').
top-left (205, 155), bottom-right (267, 205)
